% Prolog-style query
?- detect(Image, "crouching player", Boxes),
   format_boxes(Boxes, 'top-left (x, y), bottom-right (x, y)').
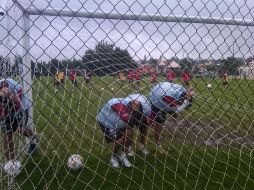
top-left (149, 82), bottom-right (194, 154)
top-left (0, 78), bottom-right (39, 162)
top-left (125, 94), bottom-right (151, 156)
top-left (97, 97), bottom-right (144, 168)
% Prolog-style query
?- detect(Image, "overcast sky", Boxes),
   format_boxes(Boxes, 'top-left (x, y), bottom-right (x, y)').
top-left (1, 0), bottom-right (254, 62)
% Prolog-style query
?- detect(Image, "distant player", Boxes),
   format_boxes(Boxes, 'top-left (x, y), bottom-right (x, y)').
top-left (84, 70), bottom-right (93, 88)
top-left (97, 97), bottom-right (145, 168)
top-left (54, 71), bottom-right (61, 92)
top-left (135, 69), bottom-right (141, 89)
top-left (125, 94), bottom-right (151, 156)
top-left (128, 70), bottom-right (134, 89)
top-left (151, 71), bottom-right (158, 85)
top-left (0, 78), bottom-right (39, 162)
top-left (223, 72), bottom-right (229, 87)
top-left (182, 70), bottom-right (191, 87)
top-left (150, 82), bottom-right (194, 154)
top-left (59, 71), bottom-right (65, 84)
top-left (70, 69), bottom-right (78, 88)
top-left (119, 71), bottom-right (126, 84)
top-left (166, 69), bottom-right (176, 82)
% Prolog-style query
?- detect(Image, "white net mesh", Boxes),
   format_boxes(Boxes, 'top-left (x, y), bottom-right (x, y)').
top-left (1, 0), bottom-right (254, 189)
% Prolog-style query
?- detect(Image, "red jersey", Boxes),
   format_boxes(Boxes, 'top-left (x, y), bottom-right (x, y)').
top-left (182, 71), bottom-right (190, 81)
top-left (70, 70), bottom-right (76, 81)
top-left (167, 70), bottom-right (175, 81)
top-left (135, 70), bottom-right (141, 80)
top-left (151, 72), bottom-right (157, 82)
top-left (128, 70), bottom-right (133, 80)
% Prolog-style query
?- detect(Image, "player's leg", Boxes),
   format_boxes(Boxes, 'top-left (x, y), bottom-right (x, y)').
top-left (117, 127), bottom-right (133, 167)
top-left (138, 124), bottom-right (149, 155)
top-left (3, 132), bottom-right (15, 161)
top-left (2, 120), bottom-right (18, 161)
top-left (151, 106), bottom-right (167, 154)
top-left (17, 110), bottom-right (39, 155)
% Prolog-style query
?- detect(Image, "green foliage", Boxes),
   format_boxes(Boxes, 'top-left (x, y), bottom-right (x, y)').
top-left (82, 41), bottom-right (137, 76)
top-left (219, 57), bottom-right (245, 76)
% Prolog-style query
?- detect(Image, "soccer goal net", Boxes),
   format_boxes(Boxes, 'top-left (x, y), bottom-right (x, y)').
top-left (0, 0), bottom-right (254, 189)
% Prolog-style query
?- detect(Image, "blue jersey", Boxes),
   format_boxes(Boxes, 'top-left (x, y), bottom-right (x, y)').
top-left (97, 98), bottom-right (130, 129)
top-left (0, 78), bottom-right (30, 110)
top-left (150, 82), bottom-right (188, 113)
top-left (125, 94), bottom-right (151, 117)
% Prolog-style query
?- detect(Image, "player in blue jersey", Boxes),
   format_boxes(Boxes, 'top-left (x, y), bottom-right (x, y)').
top-left (0, 78), bottom-right (39, 161)
top-left (149, 82), bottom-right (194, 154)
top-left (97, 97), bottom-right (144, 168)
top-left (125, 94), bottom-right (151, 156)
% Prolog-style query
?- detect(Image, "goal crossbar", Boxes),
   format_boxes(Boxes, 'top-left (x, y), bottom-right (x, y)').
top-left (25, 7), bottom-right (254, 27)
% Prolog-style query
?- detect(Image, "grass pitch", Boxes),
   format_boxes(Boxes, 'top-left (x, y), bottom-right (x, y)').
top-left (1, 76), bottom-right (254, 189)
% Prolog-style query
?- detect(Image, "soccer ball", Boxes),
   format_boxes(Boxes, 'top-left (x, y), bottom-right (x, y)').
top-left (101, 88), bottom-right (104, 91)
top-left (111, 88), bottom-right (114, 91)
top-left (67, 154), bottom-right (84, 171)
top-left (207, 84), bottom-right (212, 88)
top-left (4, 160), bottom-right (21, 176)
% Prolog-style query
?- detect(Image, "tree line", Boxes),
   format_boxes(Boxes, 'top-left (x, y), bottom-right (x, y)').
top-left (0, 41), bottom-right (251, 78)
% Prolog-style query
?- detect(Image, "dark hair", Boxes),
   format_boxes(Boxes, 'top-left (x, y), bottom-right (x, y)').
top-left (127, 100), bottom-right (144, 127)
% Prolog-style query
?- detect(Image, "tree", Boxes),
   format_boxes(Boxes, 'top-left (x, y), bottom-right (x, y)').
top-left (179, 58), bottom-right (194, 72)
top-left (219, 57), bottom-right (244, 76)
top-left (82, 41), bottom-right (137, 76)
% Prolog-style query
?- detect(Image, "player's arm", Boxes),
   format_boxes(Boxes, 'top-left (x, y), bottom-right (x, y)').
top-left (0, 88), bottom-right (23, 111)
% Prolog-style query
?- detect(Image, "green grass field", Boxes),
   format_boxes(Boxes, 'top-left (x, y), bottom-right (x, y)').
top-left (2, 76), bottom-right (254, 189)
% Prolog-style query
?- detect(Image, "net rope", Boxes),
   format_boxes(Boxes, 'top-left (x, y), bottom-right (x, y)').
top-left (1, 0), bottom-right (254, 189)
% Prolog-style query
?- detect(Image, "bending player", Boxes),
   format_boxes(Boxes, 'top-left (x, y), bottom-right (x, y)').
top-left (0, 78), bottom-right (39, 162)
top-left (125, 94), bottom-right (151, 156)
top-left (149, 82), bottom-right (194, 154)
top-left (97, 97), bottom-right (144, 168)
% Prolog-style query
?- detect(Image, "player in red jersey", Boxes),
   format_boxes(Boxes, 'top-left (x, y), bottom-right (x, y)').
top-left (166, 69), bottom-right (176, 83)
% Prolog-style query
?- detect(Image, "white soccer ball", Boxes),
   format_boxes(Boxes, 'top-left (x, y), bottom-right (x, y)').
top-left (207, 84), bottom-right (212, 88)
top-left (4, 160), bottom-right (21, 176)
top-left (101, 88), bottom-right (104, 91)
top-left (67, 154), bottom-right (84, 171)
top-left (111, 88), bottom-right (114, 91)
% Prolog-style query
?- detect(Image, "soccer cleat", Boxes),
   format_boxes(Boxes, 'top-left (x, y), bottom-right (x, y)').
top-left (27, 134), bottom-right (39, 155)
top-left (139, 145), bottom-right (150, 155)
top-left (127, 147), bottom-right (135, 157)
top-left (118, 152), bottom-right (132, 168)
top-left (110, 156), bottom-right (120, 169)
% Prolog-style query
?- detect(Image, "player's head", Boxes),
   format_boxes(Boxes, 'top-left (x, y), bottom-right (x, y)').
top-left (127, 100), bottom-right (144, 124)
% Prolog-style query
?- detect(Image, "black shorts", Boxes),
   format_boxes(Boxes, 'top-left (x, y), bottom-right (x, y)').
top-left (61, 79), bottom-right (65, 84)
top-left (151, 105), bottom-right (167, 124)
top-left (223, 81), bottom-right (228, 85)
top-left (99, 122), bottom-right (126, 143)
top-left (1, 110), bottom-right (28, 134)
